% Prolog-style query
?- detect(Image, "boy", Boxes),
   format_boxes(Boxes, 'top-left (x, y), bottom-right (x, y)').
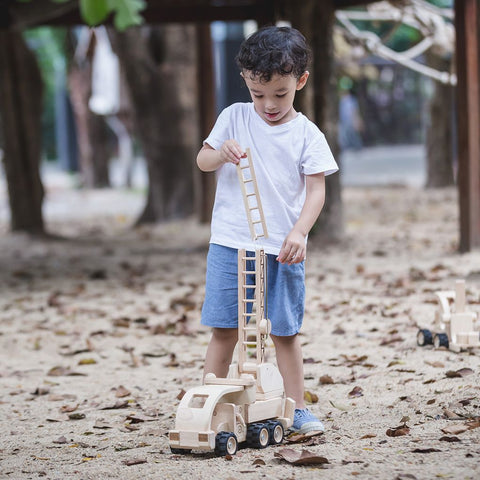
top-left (197, 26), bottom-right (338, 434)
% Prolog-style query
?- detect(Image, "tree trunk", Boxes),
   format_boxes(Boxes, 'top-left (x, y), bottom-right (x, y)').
top-left (195, 24), bottom-right (217, 224)
top-left (68, 53), bottom-right (111, 188)
top-left (425, 53), bottom-right (455, 188)
top-left (0, 30), bottom-right (44, 233)
top-left (288, 0), bottom-right (343, 242)
top-left (110, 25), bottom-right (198, 223)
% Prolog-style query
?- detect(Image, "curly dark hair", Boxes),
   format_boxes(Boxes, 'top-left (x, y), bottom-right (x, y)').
top-left (236, 26), bottom-right (311, 83)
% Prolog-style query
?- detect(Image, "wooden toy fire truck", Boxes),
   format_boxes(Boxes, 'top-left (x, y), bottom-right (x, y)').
top-left (417, 279), bottom-right (480, 352)
top-left (168, 149), bottom-right (295, 456)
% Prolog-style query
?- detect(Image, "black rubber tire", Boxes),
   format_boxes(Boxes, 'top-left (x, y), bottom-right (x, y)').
top-left (266, 420), bottom-right (284, 445)
top-left (433, 333), bottom-right (449, 349)
top-left (246, 423), bottom-right (270, 449)
top-left (417, 328), bottom-right (433, 346)
top-left (215, 431), bottom-right (238, 456)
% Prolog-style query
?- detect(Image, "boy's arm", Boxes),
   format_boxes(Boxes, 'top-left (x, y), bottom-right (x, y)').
top-left (277, 172), bottom-right (326, 265)
top-left (197, 141), bottom-right (245, 172)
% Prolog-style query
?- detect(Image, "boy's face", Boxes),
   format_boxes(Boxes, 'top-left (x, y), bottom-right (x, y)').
top-left (242, 71), bottom-right (309, 126)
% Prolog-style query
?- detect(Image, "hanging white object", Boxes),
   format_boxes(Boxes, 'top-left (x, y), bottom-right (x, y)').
top-left (89, 26), bottom-right (120, 115)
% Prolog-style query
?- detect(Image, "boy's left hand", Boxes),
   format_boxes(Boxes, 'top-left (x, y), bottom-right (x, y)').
top-left (277, 229), bottom-right (306, 265)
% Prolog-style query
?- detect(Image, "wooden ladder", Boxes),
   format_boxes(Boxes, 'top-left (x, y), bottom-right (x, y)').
top-left (235, 148), bottom-right (270, 375)
top-left (237, 248), bottom-right (268, 374)
top-left (236, 148), bottom-right (268, 242)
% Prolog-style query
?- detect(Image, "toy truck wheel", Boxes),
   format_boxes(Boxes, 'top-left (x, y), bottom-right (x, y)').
top-left (247, 423), bottom-right (270, 449)
top-left (215, 432), bottom-right (238, 456)
top-left (417, 328), bottom-right (433, 346)
top-left (266, 420), bottom-right (284, 445)
top-left (433, 333), bottom-right (449, 349)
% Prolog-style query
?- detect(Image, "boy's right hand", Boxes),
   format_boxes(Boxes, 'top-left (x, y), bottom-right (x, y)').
top-left (220, 140), bottom-right (247, 165)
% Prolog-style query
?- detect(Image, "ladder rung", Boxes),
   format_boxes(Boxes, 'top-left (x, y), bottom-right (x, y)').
top-left (252, 220), bottom-right (262, 224)
top-left (244, 179), bottom-right (253, 183)
top-left (243, 285), bottom-right (256, 289)
top-left (242, 270), bottom-right (256, 274)
top-left (242, 341), bottom-right (257, 345)
top-left (242, 299), bottom-right (255, 303)
top-left (249, 207), bottom-right (259, 211)
top-left (246, 193), bottom-right (256, 197)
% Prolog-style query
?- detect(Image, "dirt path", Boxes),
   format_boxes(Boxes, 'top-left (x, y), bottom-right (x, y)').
top-left (1, 185), bottom-right (479, 479)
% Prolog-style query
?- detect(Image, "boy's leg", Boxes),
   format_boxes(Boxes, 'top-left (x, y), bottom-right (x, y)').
top-left (271, 333), bottom-right (325, 434)
top-left (203, 327), bottom-right (238, 379)
top-left (270, 333), bottom-right (305, 408)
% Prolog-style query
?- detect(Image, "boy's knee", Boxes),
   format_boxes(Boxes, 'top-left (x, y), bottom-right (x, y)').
top-left (212, 327), bottom-right (238, 342)
top-left (270, 333), bottom-right (298, 346)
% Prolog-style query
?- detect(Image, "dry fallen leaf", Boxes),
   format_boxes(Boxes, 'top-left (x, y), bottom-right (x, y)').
top-left (68, 412), bottom-right (86, 420)
top-left (165, 353), bottom-right (179, 367)
top-left (425, 360), bottom-right (444, 368)
top-left (465, 419), bottom-right (480, 430)
top-left (93, 420), bottom-right (112, 429)
top-left (348, 386), bottom-right (364, 398)
top-left (176, 389), bottom-right (186, 401)
top-left (60, 404), bottom-right (78, 413)
top-left (78, 358), bottom-right (97, 365)
top-left (329, 400), bottom-right (351, 411)
top-left (274, 448), bottom-right (329, 466)
top-left (411, 448), bottom-right (441, 454)
top-left (386, 425), bottom-right (410, 437)
top-left (47, 366), bottom-right (85, 377)
top-left (445, 368), bottom-right (474, 378)
top-left (439, 436), bottom-right (461, 442)
top-left (441, 424), bottom-right (469, 435)
top-left (52, 436), bottom-right (68, 444)
top-left (122, 458), bottom-right (147, 466)
top-left (319, 375), bottom-right (335, 385)
top-left (304, 390), bottom-right (319, 404)
top-left (99, 400), bottom-right (129, 410)
top-left (286, 431), bottom-right (325, 444)
top-left (115, 385), bottom-right (131, 398)
top-left (380, 334), bottom-right (403, 346)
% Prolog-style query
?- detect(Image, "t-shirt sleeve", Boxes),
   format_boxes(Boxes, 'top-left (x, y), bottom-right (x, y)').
top-left (203, 106), bottom-right (233, 150)
top-left (301, 129), bottom-right (339, 177)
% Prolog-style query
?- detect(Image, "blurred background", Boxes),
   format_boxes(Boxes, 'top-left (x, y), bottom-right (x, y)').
top-left (0, 0), bottom-right (466, 243)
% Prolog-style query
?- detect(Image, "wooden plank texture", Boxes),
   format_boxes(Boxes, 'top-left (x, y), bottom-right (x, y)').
top-left (455, 0), bottom-right (480, 252)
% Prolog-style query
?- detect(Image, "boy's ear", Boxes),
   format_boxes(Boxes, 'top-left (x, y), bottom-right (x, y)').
top-left (296, 71), bottom-right (309, 91)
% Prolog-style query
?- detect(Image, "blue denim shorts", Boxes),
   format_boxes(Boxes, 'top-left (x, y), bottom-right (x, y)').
top-left (201, 243), bottom-right (305, 336)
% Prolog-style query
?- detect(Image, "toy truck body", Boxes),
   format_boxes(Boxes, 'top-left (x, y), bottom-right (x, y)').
top-left (169, 363), bottom-right (295, 455)
top-left (168, 149), bottom-right (295, 455)
top-left (417, 279), bottom-right (479, 352)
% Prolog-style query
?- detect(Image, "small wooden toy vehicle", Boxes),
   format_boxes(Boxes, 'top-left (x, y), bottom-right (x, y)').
top-left (417, 279), bottom-right (479, 352)
top-left (168, 149), bottom-right (295, 455)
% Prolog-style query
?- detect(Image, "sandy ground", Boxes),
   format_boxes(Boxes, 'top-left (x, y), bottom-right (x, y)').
top-left (1, 179), bottom-right (479, 480)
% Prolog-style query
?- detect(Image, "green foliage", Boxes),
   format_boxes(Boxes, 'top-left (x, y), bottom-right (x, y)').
top-left (107, 0), bottom-right (146, 31)
top-left (79, 0), bottom-right (111, 25)
top-left (17, 0), bottom-right (147, 31)
top-left (79, 0), bottom-right (147, 30)
top-left (24, 27), bottom-right (67, 159)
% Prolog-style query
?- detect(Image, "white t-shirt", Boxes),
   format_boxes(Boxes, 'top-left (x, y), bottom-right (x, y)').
top-left (204, 102), bottom-right (338, 256)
